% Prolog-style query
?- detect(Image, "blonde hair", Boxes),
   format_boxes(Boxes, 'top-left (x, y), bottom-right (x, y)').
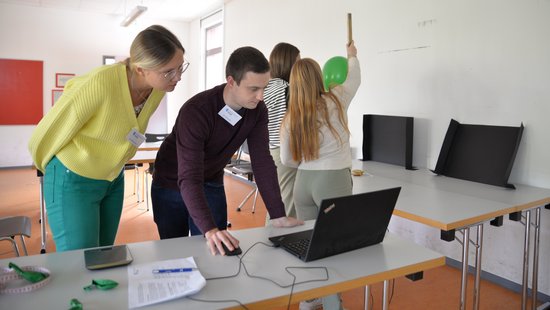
top-left (126, 25), bottom-right (184, 70)
top-left (283, 58), bottom-right (349, 162)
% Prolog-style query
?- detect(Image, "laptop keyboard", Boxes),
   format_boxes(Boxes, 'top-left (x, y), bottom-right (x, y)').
top-left (284, 238), bottom-right (310, 257)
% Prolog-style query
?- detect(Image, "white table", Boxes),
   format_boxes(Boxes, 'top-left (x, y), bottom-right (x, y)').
top-left (138, 141), bottom-right (162, 151)
top-left (0, 222), bottom-right (444, 309)
top-left (352, 161), bottom-right (550, 310)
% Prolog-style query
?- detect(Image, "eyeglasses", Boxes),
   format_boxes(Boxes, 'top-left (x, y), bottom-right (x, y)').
top-left (163, 62), bottom-right (190, 80)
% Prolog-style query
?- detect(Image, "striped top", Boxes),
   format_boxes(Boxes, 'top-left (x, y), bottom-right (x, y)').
top-left (29, 63), bottom-right (165, 181)
top-left (264, 78), bottom-right (289, 149)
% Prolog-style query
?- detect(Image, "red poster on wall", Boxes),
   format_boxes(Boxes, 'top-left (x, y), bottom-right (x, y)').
top-left (0, 59), bottom-right (44, 125)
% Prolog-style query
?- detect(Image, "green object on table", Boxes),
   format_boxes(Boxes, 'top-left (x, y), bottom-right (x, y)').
top-left (83, 279), bottom-right (118, 291)
top-left (8, 262), bottom-right (47, 283)
top-left (69, 298), bottom-right (83, 310)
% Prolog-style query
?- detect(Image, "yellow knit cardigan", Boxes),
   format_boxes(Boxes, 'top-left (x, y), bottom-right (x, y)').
top-left (29, 63), bottom-right (165, 181)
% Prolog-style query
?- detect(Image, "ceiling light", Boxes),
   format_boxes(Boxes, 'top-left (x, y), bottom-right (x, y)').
top-left (120, 5), bottom-right (148, 27)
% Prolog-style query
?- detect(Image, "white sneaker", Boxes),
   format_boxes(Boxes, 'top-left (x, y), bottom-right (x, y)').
top-left (299, 298), bottom-right (323, 310)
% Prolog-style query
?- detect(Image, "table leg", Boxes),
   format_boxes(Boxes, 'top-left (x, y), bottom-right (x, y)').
top-left (522, 210), bottom-right (532, 310)
top-left (382, 280), bottom-right (389, 310)
top-left (364, 285), bottom-right (370, 310)
top-left (39, 175), bottom-right (47, 254)
top-left (531, 207), bottom-right (541, 310)
top-left (473, 223), bottom-right (484, 310)
top-left (135, 166), bottom-right (140, 203)
top-left (460, 227), bottom-right (470, 310)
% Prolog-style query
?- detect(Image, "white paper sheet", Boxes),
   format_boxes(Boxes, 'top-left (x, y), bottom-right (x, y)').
top-left (128, 257), bottom-right (206, 309)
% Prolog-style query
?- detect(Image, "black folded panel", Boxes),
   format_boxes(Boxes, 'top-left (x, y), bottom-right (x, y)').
top-left (362, 114), bottom-right (414, 170)
top-left (432, 119), bottom-right (524, 189)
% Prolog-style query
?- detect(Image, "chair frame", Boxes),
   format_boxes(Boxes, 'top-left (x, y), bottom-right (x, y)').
top-left (0, 216), bottom-right (31, 256)
top-left (225, 142), bottom-right (259, 213)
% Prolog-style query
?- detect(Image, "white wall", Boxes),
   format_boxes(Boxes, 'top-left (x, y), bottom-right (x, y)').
top-left (224, 0), bottom-right (550, 295)
top-left (0, 3), bottom-right (192, 167)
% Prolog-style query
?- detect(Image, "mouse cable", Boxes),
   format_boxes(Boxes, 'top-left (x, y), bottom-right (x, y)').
top-left (187, 241), bottom-right (329, 310)
top-left (239, 242), bottom-right (329, 310)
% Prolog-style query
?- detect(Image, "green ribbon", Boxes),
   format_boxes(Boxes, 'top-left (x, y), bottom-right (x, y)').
top-left (69, 298), bottom-right (83, 310)
top-left (8, 262), bottom-right (47, 283)
top-left (83, 279), bottom-right (118, 291)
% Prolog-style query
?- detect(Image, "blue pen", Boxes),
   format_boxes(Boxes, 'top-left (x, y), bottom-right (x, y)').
top-left (152, 268), bottom-right (196, 274)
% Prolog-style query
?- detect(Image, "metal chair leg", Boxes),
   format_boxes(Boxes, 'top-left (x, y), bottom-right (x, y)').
top-left (19, 235), bottom-right (28, 256)
top-left (38, 172), bottom-right (47, 254)
top-left (0, 237), bottom-right (20, 256)
top-left (135, 166), bottom-right (140, 203)
top-left (251, 188), bottom-right (259, 213)
top-left (145, 169), bottom-right (150, 211)
top-left (236, 187), bottom-right (258, 212)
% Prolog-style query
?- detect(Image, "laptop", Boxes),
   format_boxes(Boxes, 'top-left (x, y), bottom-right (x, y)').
top-left (269, 187), bottom-right (401, 262)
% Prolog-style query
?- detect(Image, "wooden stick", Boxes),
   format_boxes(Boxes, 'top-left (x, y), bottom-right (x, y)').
top-left (347, 13), bottom-right (353, 44)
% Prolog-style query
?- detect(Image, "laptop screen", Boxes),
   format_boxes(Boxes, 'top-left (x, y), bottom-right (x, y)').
top-left (270, 187), bottom-right (401, 262)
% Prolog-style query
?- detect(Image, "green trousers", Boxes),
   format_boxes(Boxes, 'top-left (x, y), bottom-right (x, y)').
top-left (293, 168), bottom-right (351, 310)
top-left (293, 168), bottom-right (353, 221)
top-left (44, 156), bottom-right (124, 251)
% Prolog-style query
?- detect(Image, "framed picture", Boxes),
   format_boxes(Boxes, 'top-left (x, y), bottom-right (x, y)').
top-left (55, 73), bottom-right (75, 88)
top-left (52, 89), bottom-right (63, 105)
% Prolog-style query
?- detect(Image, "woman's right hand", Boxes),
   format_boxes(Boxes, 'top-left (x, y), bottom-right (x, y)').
top-left (347, 41), bottom-right (357, 58)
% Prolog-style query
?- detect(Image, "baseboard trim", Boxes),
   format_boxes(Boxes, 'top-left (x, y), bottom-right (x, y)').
top-left (446, 257), bottom-right (550, 303)
top-left (0, 165), bottom-right (34, 170)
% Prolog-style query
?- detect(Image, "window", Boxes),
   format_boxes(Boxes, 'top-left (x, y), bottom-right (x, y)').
top-left (201, 10), bottom-right (224, 90)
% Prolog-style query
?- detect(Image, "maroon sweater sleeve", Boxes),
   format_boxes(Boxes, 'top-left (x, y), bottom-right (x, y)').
top-left (174, 101), bottom-right (216, 233)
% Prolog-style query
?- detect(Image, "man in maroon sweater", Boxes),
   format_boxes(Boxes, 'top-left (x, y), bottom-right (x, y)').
top-left (152, 46), bottom-right (303, 256)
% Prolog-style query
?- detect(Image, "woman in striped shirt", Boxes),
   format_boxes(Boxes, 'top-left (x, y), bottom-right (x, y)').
top-left (264, 42), bottom-right (300, 219)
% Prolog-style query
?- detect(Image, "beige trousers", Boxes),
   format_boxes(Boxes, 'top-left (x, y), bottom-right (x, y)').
top-left (266, 148), bottom-right (297, 222)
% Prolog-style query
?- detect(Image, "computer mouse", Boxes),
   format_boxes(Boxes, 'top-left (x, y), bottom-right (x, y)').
top-left (221, 243), bottom-right (242, 256)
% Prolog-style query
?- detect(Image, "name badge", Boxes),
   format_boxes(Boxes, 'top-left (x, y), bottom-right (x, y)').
top-left (127, 128), bottom-right (146, 147)
top-left (218, 105), bottom-right (242, 126)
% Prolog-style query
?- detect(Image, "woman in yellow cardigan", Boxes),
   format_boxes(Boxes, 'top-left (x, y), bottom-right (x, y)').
top-left (29, 25), bottom-right (186, 251)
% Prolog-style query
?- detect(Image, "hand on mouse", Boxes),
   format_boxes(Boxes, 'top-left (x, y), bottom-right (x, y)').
top-left (205, 228), bottom-right (240, 256)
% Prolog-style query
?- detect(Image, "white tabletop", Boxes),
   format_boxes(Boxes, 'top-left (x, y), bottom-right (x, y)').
top-left (0, 222), bottom-right (444, 309)
top-left (127, 150), bottom-right (158, 164)
top-left (352, 161), bottom-right (550, 230)
top-left (138, 142), bottom-right (162, 151)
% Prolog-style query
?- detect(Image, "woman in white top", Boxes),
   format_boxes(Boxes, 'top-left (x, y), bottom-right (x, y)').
top-left (280, 41), bottom-right (361, 221)
top-left (280, 42), bottom-right (359, 310)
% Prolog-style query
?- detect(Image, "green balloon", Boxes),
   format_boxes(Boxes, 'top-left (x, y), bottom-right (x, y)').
top-left (322, 56), bottom-right (348, 90)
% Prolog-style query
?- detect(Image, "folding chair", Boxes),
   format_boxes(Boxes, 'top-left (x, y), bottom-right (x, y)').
top-left (0, 216), bottom-right (31, 256)
top-left (226, 141), bottom-right (259, 213)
